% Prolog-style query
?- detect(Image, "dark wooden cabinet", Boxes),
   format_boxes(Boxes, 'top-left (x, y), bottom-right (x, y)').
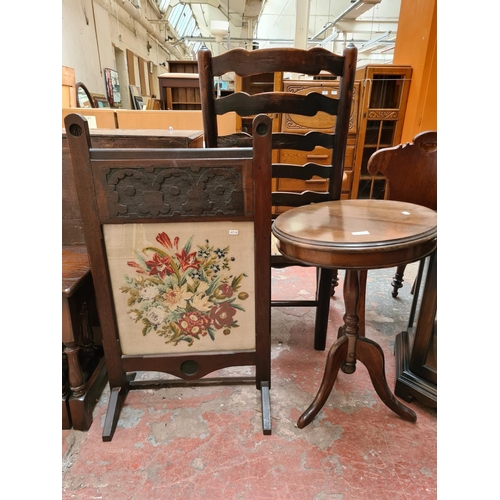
top-left (394, 249), bottom-right (437, 407)
top-left (62, 246), bottom-right (107, 430)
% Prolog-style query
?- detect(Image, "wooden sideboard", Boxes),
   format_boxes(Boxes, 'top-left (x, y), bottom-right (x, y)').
top-left (280, 79), bottom-right (360, 201)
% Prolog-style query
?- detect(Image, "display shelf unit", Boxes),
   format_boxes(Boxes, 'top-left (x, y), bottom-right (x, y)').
top-left (159, 60), bottom-right (201, 110)
top-left (351, 65), bottom-right (412, 199)
top-left (234, 72), bottom-right (283, 134)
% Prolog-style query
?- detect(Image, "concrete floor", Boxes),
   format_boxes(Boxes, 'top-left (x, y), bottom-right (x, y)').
top-left (62, 263), bottom-right (437, 499)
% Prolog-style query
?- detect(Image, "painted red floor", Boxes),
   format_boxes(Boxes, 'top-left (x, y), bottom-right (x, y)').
top-left (62, 264), bottom-right (437, 499)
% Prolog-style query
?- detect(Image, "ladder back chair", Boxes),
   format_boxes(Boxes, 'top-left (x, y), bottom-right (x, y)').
top-left (367, 130), bottom-right (437, 297)
top-left (65, 112), bottom-right (273, 441)
top-left (198, 45), bottom-right (357, 351)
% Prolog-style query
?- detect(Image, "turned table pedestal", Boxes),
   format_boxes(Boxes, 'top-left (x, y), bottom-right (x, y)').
top-left (271, 199), bottom-right (437, 427)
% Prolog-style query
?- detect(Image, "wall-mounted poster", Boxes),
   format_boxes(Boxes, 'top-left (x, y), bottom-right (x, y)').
top-left (104, 68), bottom-right (122, 108)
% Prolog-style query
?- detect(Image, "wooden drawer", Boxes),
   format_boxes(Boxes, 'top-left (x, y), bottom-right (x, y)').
top-left (280, 146), bottom-right (332, 165)
top-left (281, 81), bottom-right (360, 134)
top-left (280, 144), bottom-right (354, 168)
top-left (277, 168), bottom-right (352, 194)
top-left (278, 144), bottom-right (353, 194)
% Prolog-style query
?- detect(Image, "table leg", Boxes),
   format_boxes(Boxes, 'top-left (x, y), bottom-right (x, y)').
top-left (298, 268), bottom-right (417, 428)
top-left (356, 337), bottom-right (416, 422)
top-left (297, 335), bottom-right (348, 429)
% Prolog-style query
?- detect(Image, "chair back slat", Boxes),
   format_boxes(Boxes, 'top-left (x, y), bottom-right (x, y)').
top-left (272, 163), bottom-right (332, 181)
top-left (215, 92), bottom-right (339, 117)
top-left (272, 191), bottom-right (332, 208)
top-left (211, 47), bottom-right (349, 79)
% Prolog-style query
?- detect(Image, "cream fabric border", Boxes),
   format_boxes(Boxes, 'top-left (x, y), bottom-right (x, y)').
top-left (103, 222), bottom-right (256, 355)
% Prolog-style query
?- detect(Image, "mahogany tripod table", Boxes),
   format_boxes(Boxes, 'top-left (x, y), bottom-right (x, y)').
top-left (271, 199), bottom-right (437, 427)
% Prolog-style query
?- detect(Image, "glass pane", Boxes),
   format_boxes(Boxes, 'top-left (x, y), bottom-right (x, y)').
top-left (365, 120), bottom-right (396, 147)
top-left (369, 75), bottom-right (405, 108)
top-left (168, 4), bottom-right (183, 26)
top-left (360, 146), bottom-right (377, 176)
top-left (176, 7), bottom-right (191, 34)
top-left (357, 179), bottom-right (386, 200)
top-left (380, 121), bottom-right (396, 145)
top-left (365, 120), bottom-right (381, 145)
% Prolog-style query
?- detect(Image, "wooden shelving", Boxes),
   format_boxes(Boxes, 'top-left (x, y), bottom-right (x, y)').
top-left (158, 60), bottom-right (201, 110)
top-left (351, 65), bottom-right (412, 199)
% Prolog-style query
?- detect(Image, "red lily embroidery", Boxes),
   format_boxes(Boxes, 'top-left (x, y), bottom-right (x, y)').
top-left (156, 232), bottom-right (179, 250)
top-left (145, 253), bottom-right (174, 279)
top-left (175, 248), bottom-right (201, 271)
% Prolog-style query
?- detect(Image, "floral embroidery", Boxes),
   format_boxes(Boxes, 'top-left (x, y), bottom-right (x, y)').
top-left (120, 232), bottom-right (249, 346)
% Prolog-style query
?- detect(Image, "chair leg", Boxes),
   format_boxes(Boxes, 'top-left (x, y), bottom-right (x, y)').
top-left (391, 264), bottom-right (407, 298)
top-left (314, 268), bottom-right (334, 351)
top-left (330, 268), bottom-right (339, 296)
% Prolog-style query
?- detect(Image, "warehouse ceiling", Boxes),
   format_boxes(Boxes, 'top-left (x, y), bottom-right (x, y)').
top-left (156, 0), bottom-right (401, 65)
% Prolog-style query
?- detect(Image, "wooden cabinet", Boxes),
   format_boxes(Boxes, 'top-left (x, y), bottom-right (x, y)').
top-left (159, 60), bottom-right (201, 110)
top-left (279, 79), bottom-right (360, 199)
top-left (62, 245), bottom-right (107, 430)
top-left (234, 72), bottom-right (283, 134)
top-left (394, 250), bottom-right (437, 408)
top-left (350, 65), bottom-right (412, 199)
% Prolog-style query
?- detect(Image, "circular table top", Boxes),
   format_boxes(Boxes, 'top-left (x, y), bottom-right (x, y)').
top-left (271, 199), bottom-right (437, 270)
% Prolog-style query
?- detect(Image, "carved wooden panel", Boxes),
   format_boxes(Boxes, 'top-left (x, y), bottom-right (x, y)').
top-left (367, 110), bottom-right (400, 120)
top-left (281, 81), bottom-right (360, 134)
top-left (96, 165), bottom-right (248, 221)
top-left (62, 130), bottom-right (204, 245)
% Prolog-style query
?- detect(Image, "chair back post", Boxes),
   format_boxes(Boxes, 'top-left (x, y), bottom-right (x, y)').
top-left (330, 43), bottom-right (357, 200)
top-left (198, 46), bottom-right (218, 147)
